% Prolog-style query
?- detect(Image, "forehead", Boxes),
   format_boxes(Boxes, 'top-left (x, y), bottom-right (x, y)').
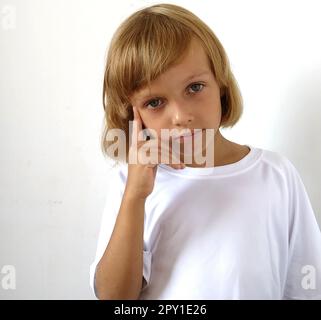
top-left (131, 39), bottom-right (212, 102)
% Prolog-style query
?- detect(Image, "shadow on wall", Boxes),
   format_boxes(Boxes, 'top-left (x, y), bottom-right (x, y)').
top-left (271, 67), bottom-right (321, 227)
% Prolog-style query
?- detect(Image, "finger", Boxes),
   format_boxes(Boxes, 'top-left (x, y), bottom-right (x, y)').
top-left (133, 106), bottom-right (143, 132)
top-left (131, 106), bottom-right (143, 147)
top-left (136, 137), bottom-right (185, 169)
top-left (157, 139), bottom-right (185, 169)
top-left (159, 139), bottom-right (181, 163)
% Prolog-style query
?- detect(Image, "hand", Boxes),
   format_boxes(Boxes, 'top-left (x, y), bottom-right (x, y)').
top-left (125, 106), bottom-right (185, 200)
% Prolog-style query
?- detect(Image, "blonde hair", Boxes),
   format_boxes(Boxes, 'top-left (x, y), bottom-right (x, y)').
top-left (101, 3), bottom-right (243, 164)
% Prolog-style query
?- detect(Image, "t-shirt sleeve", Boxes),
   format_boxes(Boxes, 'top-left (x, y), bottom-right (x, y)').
top-left (283, 160), bottom-right (321, 300)
top-left (89, 164), bottom-right (152, 299)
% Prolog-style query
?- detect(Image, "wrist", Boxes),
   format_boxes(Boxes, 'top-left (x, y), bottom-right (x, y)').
top-left (123, 188), bottom-right (147, 203)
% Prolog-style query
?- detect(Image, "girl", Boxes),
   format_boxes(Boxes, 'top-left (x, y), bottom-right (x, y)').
top-left (90, 3), bottom-right (321, 299)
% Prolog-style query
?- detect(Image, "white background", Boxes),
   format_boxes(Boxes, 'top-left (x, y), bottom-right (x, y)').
top-left (0, 0), bottom-right (320, 299)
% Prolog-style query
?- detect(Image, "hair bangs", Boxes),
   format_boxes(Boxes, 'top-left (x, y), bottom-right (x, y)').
top-left (107, 11), bottom-right (193, 106)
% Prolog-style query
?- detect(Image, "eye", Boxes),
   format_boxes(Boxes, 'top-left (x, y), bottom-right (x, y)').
top-left (188, 83), bottom-right (204, 94)
top-left (143, 83), bottom-right (205, 110)
top-left (144, 98), bottom-right (163, 109)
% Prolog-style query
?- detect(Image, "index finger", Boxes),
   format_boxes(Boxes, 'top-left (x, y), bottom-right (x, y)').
top-left (131, 106), bottom-right (143, 147)
top-left (132, 106), bottom-right (143, 130)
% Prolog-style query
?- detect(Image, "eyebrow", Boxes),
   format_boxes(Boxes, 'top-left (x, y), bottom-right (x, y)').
top-left (136, 70), bottom-right (211, 101)
top-left (182, 70), bottom-right (211, 83)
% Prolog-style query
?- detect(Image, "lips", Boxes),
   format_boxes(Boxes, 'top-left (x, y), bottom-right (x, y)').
top-left (173, 129), bottom-right (204, 140)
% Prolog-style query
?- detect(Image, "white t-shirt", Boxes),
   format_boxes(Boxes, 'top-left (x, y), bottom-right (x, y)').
top-left (89, 145), bottom-right (321, 299)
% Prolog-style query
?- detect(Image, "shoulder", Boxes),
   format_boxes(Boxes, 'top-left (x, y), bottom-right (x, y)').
top-left (108, 161), bottom-right (128, 178)
top-left (259, 147), bottom-right (298, 178)
top-left (105, 161), bottom-right (128, 190)
top-left (257, 147), bottom-right (306, 196)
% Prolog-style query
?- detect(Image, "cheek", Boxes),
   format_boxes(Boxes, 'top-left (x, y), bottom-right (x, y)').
top-left (200, 89), bottom-right (221, 109)
top-left (199, 96), bottom-right (221, 121)
top-left (203, 100), bottom-right (220, 111)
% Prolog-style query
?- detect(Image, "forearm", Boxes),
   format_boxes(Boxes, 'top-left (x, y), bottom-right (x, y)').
top-left (94, 191), bottom-right (146, 300)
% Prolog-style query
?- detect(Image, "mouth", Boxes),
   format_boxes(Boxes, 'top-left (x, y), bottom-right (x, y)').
top-left (173, 129), bottom-right (204, 141)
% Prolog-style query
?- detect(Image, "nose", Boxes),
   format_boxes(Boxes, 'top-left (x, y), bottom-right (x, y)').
top-left (170, 100), bottom-right (194, 127)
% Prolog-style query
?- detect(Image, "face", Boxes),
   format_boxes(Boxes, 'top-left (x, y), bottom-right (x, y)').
top-left (129, 37), bottom-right (223, 161)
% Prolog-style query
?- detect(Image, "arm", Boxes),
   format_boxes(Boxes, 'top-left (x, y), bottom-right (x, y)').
top-left (94, 189), bottom-right (146, 300)
top-left (93, 106), bottom-right (183, 300)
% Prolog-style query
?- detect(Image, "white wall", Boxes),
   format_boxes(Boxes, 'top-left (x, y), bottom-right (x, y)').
top-left (0, 0), bottom-right (320, 299)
